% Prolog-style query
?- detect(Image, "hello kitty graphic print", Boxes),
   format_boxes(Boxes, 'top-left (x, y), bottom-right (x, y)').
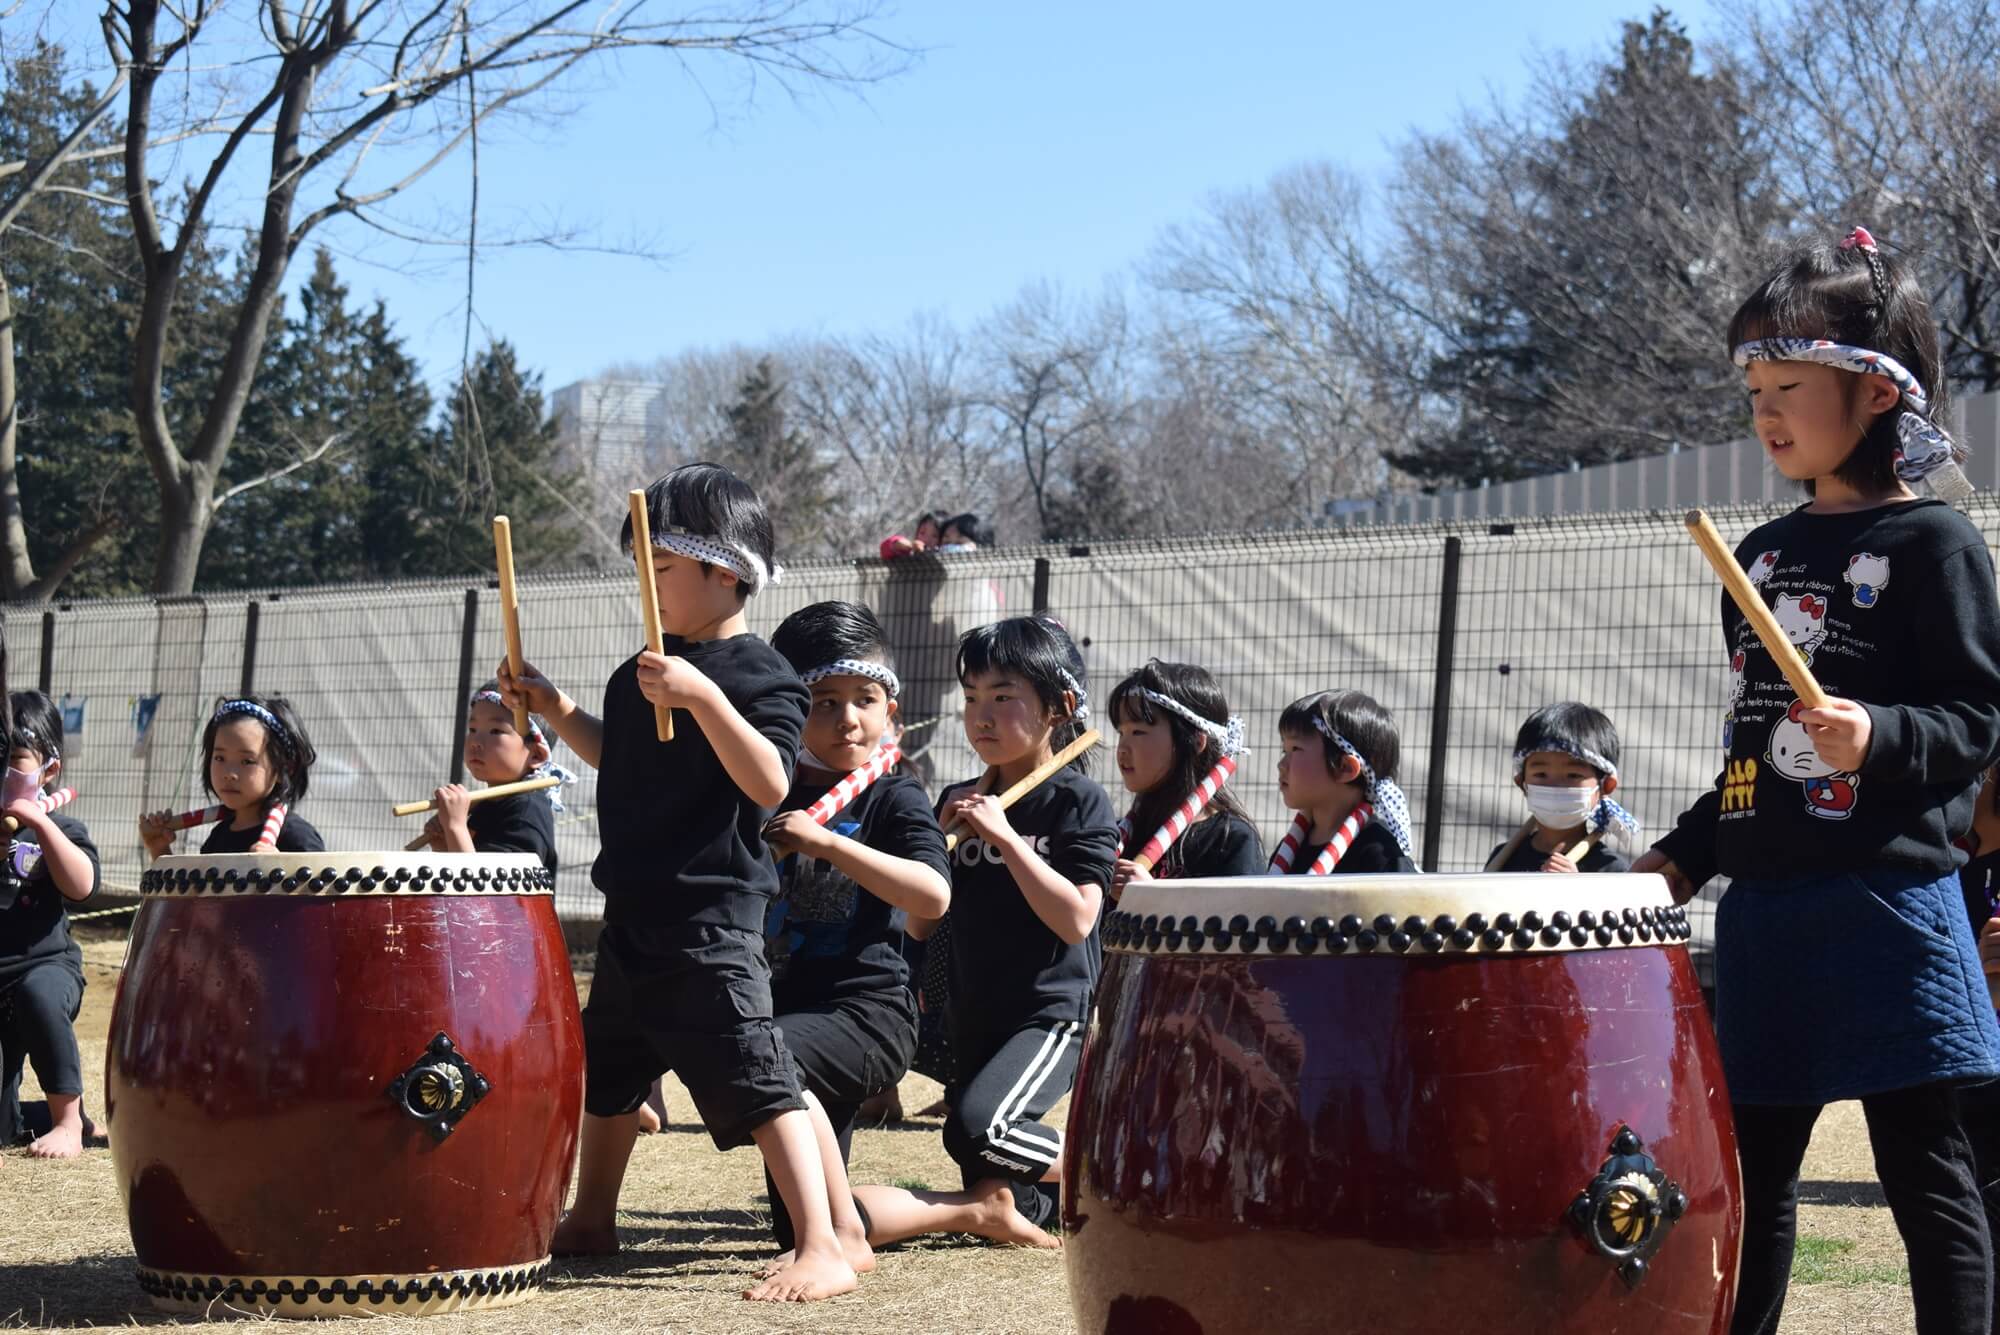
top-left (1652, 499), bottom-right (2000, 889)
top-left (1766, 699), bottom-right (1859, 820)
top-left (1772, 593), bottom-right (1831, 663)
top-left (1747, 550), bottom-right (1780, 586)
top-left (1845, 553), bottom-right (1890, 608)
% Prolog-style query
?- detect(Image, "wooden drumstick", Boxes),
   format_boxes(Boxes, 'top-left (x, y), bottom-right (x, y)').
top-left (628, 490), bottom-right (675, 742)
top-left (1561, 835), bottom-right (1597, 863)
top-left (493, 515), bottom-right (530, 738)
top-left (1684, 509), bottom-right (1830, 709)
top-left (391, 774), bottom-right (560, 818)
top-left (943, 729), bottom-right (1102, 853)
top-left (1484, 818), bottom-right (1536, 873)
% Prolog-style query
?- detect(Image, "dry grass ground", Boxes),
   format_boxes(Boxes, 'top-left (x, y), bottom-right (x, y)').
top-left (1, 925), bottom-right (1919, 1333)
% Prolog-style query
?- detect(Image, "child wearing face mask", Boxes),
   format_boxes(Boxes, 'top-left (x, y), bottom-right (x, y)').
top-left (1486, 703), bottom-right (1640, 874)
top-left (0, 690), bottom-right (101, 1159)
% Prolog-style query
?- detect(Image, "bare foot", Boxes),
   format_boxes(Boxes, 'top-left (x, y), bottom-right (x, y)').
top-left (742, 1249), bottom-right (858, 1302)
top-left (27, 1122), bottom-right (84, 1159)
top-left (915, 1097), bottom-right (950, 1119)
top-left (550, 1211), bottom-right (620, 1258)
top-left (635, 1101), bottom-right (662, 1135)
top-left (756, 1226), bottom-right (874, 1280)
top-left (965, 1177), bottom-right (1061, 1249)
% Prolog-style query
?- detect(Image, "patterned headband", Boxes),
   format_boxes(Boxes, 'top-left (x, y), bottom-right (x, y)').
top-left (1589, 795), bottom-right (1644, 848)
top-left (471, 690), bottom-right (547, 745)
top-left (1058, 667), bottom-right (1092, 725)
top-left (650, 526), bottom-right (782, 593)
top-left (1512, 739), bottom-right (1618, 780)
top-left (1310, 716), bottom-right (1414, 858)
top-left (213, 700), bottom-right (292, 753)
top-left (1732, 337), bottom-right (1972, 502)
top-left (1137, 687), bottom-right (1247, 757)
top-left (800, 658), bottom-right (901, 698)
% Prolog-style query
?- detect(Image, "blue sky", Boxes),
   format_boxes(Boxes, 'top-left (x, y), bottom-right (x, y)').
top-left (51, 1), bottom-right (1718, 393)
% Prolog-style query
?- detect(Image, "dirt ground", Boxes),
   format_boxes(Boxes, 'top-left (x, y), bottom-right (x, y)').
top-left (1, 925), bottom-right (1917, 1333)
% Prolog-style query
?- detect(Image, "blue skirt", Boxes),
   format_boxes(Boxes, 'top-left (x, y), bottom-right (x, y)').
top-left (1715, 864), bottom-right (2000, 1105)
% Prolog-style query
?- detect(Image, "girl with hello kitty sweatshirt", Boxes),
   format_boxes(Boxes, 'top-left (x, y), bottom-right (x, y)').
top-left (1637, 230), bottom-right (2000, 1335)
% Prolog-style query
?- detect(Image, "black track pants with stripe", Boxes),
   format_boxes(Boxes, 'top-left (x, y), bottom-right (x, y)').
top-left (944, 1020), bottom-right (1082, 1225)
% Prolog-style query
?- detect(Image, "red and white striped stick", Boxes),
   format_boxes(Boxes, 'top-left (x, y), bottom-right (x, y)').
top-left (171, 804), bottom-right (230, 830)
top-left (803, 742), bottom-right (902, 827)
top-left (1267, 803), bottom-right (1374, 876)
top-left (1132, 756), bottom-right (1237, 873)
top-left (3, 786), bottom-right (75, 833)
top-left (251, 803), bottom-right (288, 852)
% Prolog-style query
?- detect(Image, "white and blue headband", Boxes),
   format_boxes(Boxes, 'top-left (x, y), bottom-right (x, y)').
top-left (1138, 687), bottom-right (1247, 757)
top-left (1311, 716), bottom-right (1414, 858)
top-left (1732, 335), bottom-right (1971, 502)
top-left (800, 658), bottom-right (901, 698)
top-left (1057, 668), bottom-right (1091, 725)
top-left (650, 525), bottom-right (782, 593)
top-left (1511, 739), bottom-right (1618, 781)
top-left (213, 699), bottom-right (293, 754)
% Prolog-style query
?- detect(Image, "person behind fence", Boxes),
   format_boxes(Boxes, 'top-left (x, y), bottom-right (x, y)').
top-left (851, 616), bottom-right (1118, 1249)
top-left (0, 690), bottom-right (100, 1159)
top-left (1484, 702), bottom-right (1640, 874)
top-left (411, 683), bottom-right (567, 873)
top-left (756, 599), bottom-right (951, 1267)
top-left (1633, 227), bottom-right (2000, 1335)
top-left (1270, 690), bottom-right (1417, 875)
top-left (1108, 660), bottom-right (1262, 902)
top-left (494, 461), bottom-right (861, 1303)
top-left (140, 695), bottom-right (324, 857)
top-left (937, 512), bottom-right (991, 553)
top-left (880, 509), bottom-right (949, 561)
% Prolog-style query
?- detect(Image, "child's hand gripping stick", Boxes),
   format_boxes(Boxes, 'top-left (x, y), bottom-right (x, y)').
top-left (1685, 509), bottom-right (1830, 710)
top-left (3, 786), bottom-right (75, 834)
top-left (942, 729), bottom-right (1103, 854)
top-left (391, 774), bottom-right (561, 819)
top-left (627, 489), bottom-right (675, 743)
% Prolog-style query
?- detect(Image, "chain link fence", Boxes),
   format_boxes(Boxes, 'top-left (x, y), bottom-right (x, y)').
top-left (17, 496), bottom-right (2000, 982)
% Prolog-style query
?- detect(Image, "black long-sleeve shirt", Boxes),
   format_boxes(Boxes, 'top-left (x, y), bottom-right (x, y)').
top-left (1656, 500), bottom-right (2000, 887)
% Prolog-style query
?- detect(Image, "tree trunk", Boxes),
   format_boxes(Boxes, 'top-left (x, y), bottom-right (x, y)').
top-left (0, 268), bottom-right (28, 595)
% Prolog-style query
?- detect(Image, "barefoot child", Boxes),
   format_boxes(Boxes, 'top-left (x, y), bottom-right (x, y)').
top-left (497, 461), bottom-right (858, 1302)
top-left (413, 685), bottom-right (566, 872)
top-left (852, 616), bottom-right (1119, 1248)
top-left (0, 690), bottom-right (100, 1158)
top-left (140, 695), bottom-right (324, 856)
top-left (759, 600), bottom-right (951, 1262)
top-left (1485, 702), bottom-right (1640, 874)
top-left (1634, 229), bottom-right (2000, 1334)
top-left (1108, 660), bottom-right (1262, 901)
top-left (1271, 690), bottom-right (1417, 874)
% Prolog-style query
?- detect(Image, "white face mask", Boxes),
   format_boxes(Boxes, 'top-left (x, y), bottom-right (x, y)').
top-left (1524, 783), bottom-right (1598, 830)
top-left (2, 761), bottom-right (49, 807)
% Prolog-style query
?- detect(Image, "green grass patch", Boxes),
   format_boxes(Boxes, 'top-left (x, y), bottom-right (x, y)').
top-left (1791, 1235), bottom-right (1910, 1287)
top-left (891, 1177), bottom-right (930, 1192)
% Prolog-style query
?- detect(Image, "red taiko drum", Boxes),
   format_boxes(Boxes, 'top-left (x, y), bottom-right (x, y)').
top-left (106, 853), bottom-right (584, 1317)
top-left (1066, 873), bottom-right (1740, 1335)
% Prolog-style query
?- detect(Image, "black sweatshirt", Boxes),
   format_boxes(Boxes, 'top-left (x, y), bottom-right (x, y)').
top-left (1488, 836), bottom-right (1631, 874)
top-left (1287, 820), bottom-right (1416, 875)
top-left (592, 634), bottom-right (809, 933)
top-left (940, 766), bottom-right (1119, 1045)
top-left (0, 814), bottom-right (99, 982)
top-left (1120, 811), bottom-right (1265, 880)
top-left (767, 770), bottom-right (948, 1007)
top-left (201, 812), bottom-right (325, 854)
top-left (1655, 500), bottom-right (2000, 887)
top-left (467, 788), bottom-right (559, 874)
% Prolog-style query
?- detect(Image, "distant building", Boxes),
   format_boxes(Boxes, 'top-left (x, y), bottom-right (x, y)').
top-left (550, 379), bottom-right (668, 483)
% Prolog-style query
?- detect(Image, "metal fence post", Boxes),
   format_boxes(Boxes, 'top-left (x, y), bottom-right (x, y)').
top-left (240, 601), bottom-right (261, 695)
top-left (448, 589), bottom-right (480, 784)
top-left (38, 610), bottom-right (54, 694)
top-left (1421, 536), bottom-right (1464, 873)
top-left (1031, 557), bottom-right (1052, 617)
